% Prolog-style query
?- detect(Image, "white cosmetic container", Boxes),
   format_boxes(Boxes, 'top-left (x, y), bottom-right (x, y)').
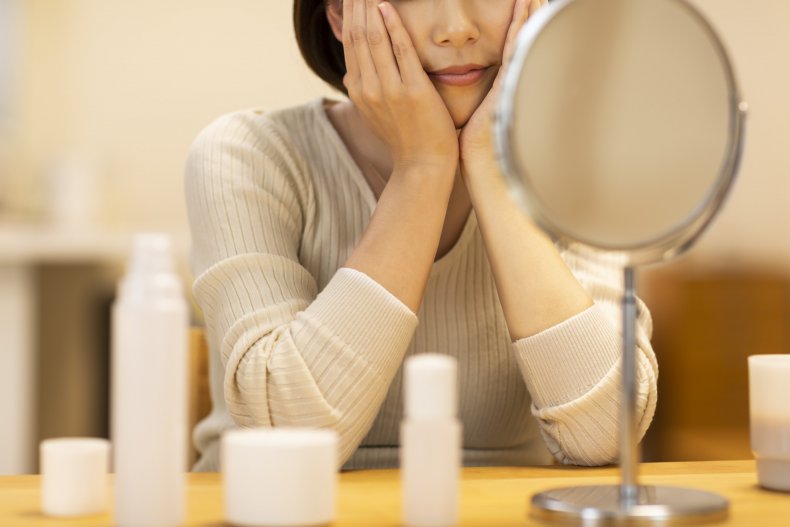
top-left (111, 234), bottom-right (188, 527)
top-left (749, 354), bottom-right (790, 492)
top-left (401, 354), bottom-right (462, 527)
top-left (40, 437), bottom-right (110, 517)
top-left (221, 427), bottom-right (339, 526)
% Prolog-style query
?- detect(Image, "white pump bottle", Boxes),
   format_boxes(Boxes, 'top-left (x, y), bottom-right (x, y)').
top-left (111, 233), bottom-right (188, 527)
top-left (401, 354), bottom-right (462, 527)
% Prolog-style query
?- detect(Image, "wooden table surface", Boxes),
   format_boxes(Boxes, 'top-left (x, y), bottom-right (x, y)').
top-left (0, 460), bottom-right (788, 526)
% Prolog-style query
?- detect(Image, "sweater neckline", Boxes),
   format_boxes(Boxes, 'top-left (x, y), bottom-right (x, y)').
top-left (310, 97), bottom-right (476, 272)
top-left (311, 97), bottom-right (377, 212)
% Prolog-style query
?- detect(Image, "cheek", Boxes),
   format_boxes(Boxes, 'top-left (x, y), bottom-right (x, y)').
top-left (387, 3), bottom-right (431, 65)
top-left (474, 0), bottom-right (517, 56)
top-left (490, 5), bottom-right (516, 53)
top-left (386, 3), bottom-right (425, 36)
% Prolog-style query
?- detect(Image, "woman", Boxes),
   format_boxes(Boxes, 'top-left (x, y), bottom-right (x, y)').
top-left (185, 0), bottom-right (658, 471)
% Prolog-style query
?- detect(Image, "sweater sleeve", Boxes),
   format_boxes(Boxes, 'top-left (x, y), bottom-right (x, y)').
top-left (511, 246), bottom-right (658, 466)
top-left (185, 112), bottom-right (418, 466)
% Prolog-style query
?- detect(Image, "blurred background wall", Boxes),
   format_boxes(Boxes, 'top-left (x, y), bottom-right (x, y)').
top-left (0, 0), bottom-right (787, 473)
top-left (1, 0), bottom-right (334, 228)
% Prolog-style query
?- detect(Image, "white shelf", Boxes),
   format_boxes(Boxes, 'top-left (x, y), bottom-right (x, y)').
top-left (0, 223), bottom-right (189, 264)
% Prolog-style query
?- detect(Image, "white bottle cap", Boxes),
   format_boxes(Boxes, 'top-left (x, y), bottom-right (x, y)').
top-left (128, 233), bottom-right (174, 275)
top-left (404, 354), bottom-right (458, 420)
top-left (221, 428), bottom-right (338, 527)
top-left (40, 438), bottom-right (110, 517)
top-left (119, 233), bottom-right (182, 302)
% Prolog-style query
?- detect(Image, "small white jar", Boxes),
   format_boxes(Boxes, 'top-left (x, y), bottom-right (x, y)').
top-left (222, 427), bottom-right (339, 526)
top-left (40, 437), bottom-right (110, 517)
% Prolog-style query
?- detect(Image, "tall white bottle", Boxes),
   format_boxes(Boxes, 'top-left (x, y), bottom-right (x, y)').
top-left (112, 234), bottom-right (188, 527)
top-left (401, 354), bottom-right (462, 527)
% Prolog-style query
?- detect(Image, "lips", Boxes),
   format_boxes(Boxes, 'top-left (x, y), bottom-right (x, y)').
top-left (428, 64), bottom-right (490, 87)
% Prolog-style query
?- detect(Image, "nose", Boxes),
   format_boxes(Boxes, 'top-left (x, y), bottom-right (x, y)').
top-left (432, 0), bottom-right (480, 48)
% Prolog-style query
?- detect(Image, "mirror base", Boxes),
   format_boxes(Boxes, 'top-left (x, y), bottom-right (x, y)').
top-left (530, 485), bottom-right (728, 524)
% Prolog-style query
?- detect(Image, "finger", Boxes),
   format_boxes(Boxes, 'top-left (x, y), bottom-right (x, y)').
top-left (503, 0), bottom-right (529, 64)
top-left (528, 0), bottom-right (543, 17)
top-left (505, 0), bottom-right (529, 44)
top-left (366, 0), bottom-right (402, 86)
top-left (352, 0), bottom-right (382, 92)
top-left (378, 2), bottom-right (426, 87)
top-left (341, 0), bottom-right (360, 88)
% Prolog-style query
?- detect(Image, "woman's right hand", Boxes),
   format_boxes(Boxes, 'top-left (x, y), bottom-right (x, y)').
top-left (342, 0), bottom-right (458, 174)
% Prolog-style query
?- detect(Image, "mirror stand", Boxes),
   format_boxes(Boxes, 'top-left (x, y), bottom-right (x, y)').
top-left (530, 267), bottom-right (730, 524)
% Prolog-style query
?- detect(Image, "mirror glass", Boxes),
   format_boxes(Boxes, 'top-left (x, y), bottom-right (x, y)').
top-left (498, 0), bottom-right (744, 264)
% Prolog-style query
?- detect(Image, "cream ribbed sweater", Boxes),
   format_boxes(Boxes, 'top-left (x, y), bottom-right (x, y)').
top-left (185, 98), bottom-right (658, 472)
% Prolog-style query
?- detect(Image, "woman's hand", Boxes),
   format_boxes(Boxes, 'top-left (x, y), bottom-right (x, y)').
top-left (342, 0), bottom-right (458, 174)
top-left (459, 0), bottom-right (548, 179)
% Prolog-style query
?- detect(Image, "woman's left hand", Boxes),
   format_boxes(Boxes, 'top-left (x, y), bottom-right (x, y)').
top-left (459, 0), bottom-right (548, 179)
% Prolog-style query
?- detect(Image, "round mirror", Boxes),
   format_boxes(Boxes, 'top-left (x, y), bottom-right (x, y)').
top-left (496, 0), bottom-right (747, 522)
top-left (496, 0), bottom-right (746, 265)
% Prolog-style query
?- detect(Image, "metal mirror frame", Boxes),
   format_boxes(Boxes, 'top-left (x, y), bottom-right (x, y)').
top-left (494, 0), bottom-right (748, 523)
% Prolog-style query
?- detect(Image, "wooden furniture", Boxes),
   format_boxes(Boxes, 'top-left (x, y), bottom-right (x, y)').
top-left (187, 328), bottom-right (212, 466)
top-left (0, 461), bottom-right (787, 526)
top-left (0, 226), bottom-right (133, 474)
top-left (0, 225), bottom-right (189, 474)
top-left (640, 268), bottom-right (790, 462)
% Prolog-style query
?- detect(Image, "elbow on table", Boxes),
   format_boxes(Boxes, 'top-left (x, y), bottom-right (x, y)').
top-left (547, 433), bottom-right (620, 467)
top-left (542, 406), bottom-right (654, 467)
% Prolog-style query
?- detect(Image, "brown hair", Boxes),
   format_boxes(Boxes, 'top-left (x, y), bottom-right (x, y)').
top-left (293, 0), bottom-right (347, 94)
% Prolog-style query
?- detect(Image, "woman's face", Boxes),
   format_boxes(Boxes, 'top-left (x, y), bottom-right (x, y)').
top-left (388, 0), bottom-right (515, 127)
top-left (330, 0), bottom-right (516, 128)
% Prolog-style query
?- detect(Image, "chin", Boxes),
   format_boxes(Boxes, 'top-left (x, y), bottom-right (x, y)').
top-left (446, 97), bottom-right (485, 130)
top-left (437, 79), bottom-right (495, 130)
top-left (449, 105), bottom-right (475, 129)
